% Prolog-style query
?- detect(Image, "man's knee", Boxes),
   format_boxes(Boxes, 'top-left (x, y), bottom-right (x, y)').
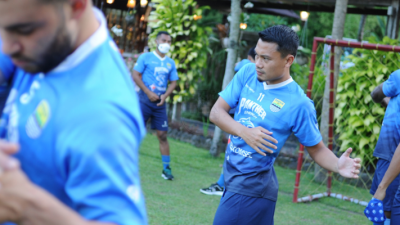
top-left (157, 131), bottom-right (168, 142)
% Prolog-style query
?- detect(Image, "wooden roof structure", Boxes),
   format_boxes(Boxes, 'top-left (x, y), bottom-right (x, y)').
top-left (196, 0), bottom-right (395, 15)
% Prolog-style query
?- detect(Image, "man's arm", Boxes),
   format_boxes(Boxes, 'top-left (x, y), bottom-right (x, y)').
top-left (371, 83), bottom-right (390, 107)
top-left (306, 141), bottom-right (361, 178)
top-left (131, 69), bottom-right (159, 102)
top-left (157, 80), bottom-right (176, 106)
top-left (373, 143), bottom-right (400, 200)
top-left (209, 97), bottom-right (278, 156)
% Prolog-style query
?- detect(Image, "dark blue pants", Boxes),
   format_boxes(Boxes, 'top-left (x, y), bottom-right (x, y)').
top-left (213, 191), bottom-right (276, 225)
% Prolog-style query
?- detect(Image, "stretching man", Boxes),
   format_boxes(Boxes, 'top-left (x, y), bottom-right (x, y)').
top-left (210, 25), bottom-right (361, 224)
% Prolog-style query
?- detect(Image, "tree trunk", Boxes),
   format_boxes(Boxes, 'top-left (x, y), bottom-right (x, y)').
top-left (209, 0), bottom-right (241, 157)
top-left (315, 0), bottom-right (348, 183)
top-left (357, 15), bottom-right (367, 42)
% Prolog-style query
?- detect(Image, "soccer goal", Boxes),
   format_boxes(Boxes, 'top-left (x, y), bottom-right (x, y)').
top-left (292, 37), bottom-right (400, 206)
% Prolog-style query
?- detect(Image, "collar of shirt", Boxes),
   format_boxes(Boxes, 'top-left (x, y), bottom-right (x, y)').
top-left (263, 77), bottom-right (294, 90)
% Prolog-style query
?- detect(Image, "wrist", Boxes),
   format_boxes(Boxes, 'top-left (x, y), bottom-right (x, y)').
top-left (377, 184), bottom-right (388, 192)
top-left (237, 126), bottom-right (247, 138)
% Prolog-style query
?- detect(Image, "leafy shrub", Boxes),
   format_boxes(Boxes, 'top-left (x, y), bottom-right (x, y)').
top-left (335, 37), bottom-right (400, 165)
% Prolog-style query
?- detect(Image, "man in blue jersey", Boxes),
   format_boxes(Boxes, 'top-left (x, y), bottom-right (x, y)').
top-left (132, 31), bottom-right (179, 180)
top-left (209, 25), bottom-right (361, 224)
top-left (0, 0), bottom-right (147, 224)
top-left (234, 47), bottom-right (256, 72)
top-left (368, 70), bottom-right (400, 225)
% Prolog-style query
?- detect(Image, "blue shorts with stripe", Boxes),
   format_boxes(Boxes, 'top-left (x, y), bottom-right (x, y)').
top-left (140, 101), bottom-right (168, 131)
top-left (213, 191), bottom-right (276, 225)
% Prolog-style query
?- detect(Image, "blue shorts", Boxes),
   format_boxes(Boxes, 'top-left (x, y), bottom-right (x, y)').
top-left (370, 159), bottom-right (400, 212)
top-left (140, 101), bottom-right (168, 131)
top-left (390, 188), bottom-right (400, 224)
top-left (213, 191), bottom-right (276, 225)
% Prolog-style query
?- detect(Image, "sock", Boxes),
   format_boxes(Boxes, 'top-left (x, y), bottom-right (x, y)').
top-left (162, 155), bottom-right (170, 170)
top-left (216, 173), bottom-right (224, 188)
top-left (384, 219), bottom-right (390, 225)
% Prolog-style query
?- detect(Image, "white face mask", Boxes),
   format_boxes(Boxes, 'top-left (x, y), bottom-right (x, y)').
top-left (158, 43), bottom-right (171, 54)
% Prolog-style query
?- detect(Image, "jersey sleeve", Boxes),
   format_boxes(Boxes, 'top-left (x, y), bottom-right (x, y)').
top-left (291, 99), bottom-right (322, 147)
top-left (218, 65), bottom-right (248, 108)
top-left (58, 104), bottom-right (147, 225)
top-left (168, 61), bottom-right (179, 82)
top-left (383, 70), bottom-right (400, 97)
top-left (133, 53), bottom-right (146, 74)
top-left (0, 44), bottom-right (15, 82)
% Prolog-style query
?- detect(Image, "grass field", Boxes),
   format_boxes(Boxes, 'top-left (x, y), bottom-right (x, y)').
top-left (140, 133), bottom-right (370, 225)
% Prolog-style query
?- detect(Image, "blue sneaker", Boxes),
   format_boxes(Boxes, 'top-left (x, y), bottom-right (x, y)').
top-left (162, 166), bottom-right (174, 180)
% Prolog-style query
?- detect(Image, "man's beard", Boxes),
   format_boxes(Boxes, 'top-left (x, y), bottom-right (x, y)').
top-left (13, 24), bottom-right (73, 74)
top-left (37, 29), bottom-right (72, 73)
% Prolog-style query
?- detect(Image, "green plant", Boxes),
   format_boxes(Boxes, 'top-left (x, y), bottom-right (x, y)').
top-left (335, 36), bottom-right (400, 165)
top-left (148, 0), bottom-right (212, 103)
top-left (202, 116), bottom-right (210, 137)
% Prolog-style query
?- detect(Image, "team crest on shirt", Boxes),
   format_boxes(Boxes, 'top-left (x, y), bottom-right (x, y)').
top-left (26, 100), bottom-right (51, 139)
top-left (166, 63), bottom-right (172, 69)
top-left (270, 98), bottom-right (285, 112)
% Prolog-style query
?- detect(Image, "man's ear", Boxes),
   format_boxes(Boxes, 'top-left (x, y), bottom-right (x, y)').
top-left (285, 55), bottom-right (295, 68)
top-left (69, 0), bottom-right (88, 19)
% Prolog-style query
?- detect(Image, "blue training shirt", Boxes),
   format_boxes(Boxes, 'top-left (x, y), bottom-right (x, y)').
top-left (0, 8), bottom-right (147, 225)
top-left (220, 63), bottom-right (322, 201)
top-left (234, 59), bottom-right (252, 72)
top-left (133, 52), bottom-right (179, 104)
top-left (373, 70), bottom-right (400, 161)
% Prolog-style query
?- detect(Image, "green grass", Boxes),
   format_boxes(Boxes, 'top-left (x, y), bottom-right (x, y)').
top-left (140, 134), bottom-right (369, 225)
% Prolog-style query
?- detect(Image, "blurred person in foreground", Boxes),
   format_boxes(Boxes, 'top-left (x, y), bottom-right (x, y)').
top-left (0, 0), bottom-right (147, 224)
top-left (132, 31), bottom-right (178, 180)
top-left (210, 25), bottom-right (361, 225)
top-left (367, 70), bottom-right (400, 225)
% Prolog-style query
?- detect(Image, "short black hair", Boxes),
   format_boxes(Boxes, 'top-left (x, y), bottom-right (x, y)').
top-left (258, 25), bottom-right (299, 58)
top-left (248, 47), bottom-right (256, 60)
top-left (156, 31), bottom-right (171, 39)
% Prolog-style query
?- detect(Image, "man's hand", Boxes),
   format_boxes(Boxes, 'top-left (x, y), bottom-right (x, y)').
top-left (337, 148), bottom-right (361, 178)
top-left (146, 91), bottom-right (160, 102)
top-left (240, 127), bottom-right (278, 156)
top-left (0, 141), bottom-right (20, 173)
top-left (157, 94), bottom-right (166, 106)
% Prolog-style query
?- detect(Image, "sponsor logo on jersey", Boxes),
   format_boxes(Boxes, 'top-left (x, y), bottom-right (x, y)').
top-left (238, 98), bottom-right (266, 119)
top-left (229, 142), bottom-right (253, 158)
top-left (270, 98), bottom-right (285, 112)
top-left (26, 100), bottom-right (51, 139)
